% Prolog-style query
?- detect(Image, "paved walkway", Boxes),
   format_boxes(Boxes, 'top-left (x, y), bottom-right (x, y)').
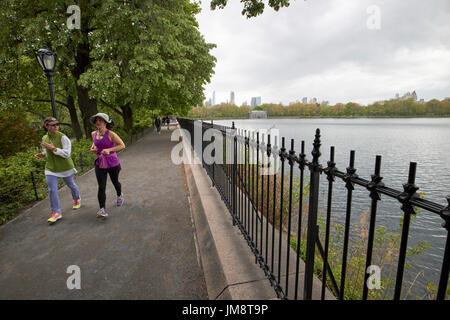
top-left (0, 127), bottom-right (207, 299)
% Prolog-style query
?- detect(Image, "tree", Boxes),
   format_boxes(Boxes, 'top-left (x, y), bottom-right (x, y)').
top-left (0, 0), bottom-right (215, 137)
top-left (0, 0), bottom-right (102, 137)
top-left (210, 0), bottom-right (291, 18)
top-left (79, 0), bottom-right (216, 132)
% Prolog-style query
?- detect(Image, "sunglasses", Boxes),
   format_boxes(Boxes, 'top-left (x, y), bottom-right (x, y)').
top-left (48, 123), bottom-right (60, 127)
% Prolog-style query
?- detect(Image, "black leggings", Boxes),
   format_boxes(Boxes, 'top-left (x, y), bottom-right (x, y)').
top-left (95, 164), bottom-right (122, 208)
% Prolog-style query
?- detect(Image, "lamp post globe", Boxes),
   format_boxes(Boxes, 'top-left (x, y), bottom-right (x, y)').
top-left (35, 47), bottom-right (58, 120)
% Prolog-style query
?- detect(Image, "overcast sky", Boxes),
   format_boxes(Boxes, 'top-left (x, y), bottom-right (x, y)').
top-left (196, 0), bottom-right (450, 106)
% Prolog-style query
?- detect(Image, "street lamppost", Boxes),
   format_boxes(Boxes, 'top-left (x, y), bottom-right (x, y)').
top-left (35, 47), bottom-right (58, 120)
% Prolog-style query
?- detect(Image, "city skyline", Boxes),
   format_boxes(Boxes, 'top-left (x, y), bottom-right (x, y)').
top-left (197, 1), bottom-right (450, 107)
top-left (204, 89), bottom-right (428, 107)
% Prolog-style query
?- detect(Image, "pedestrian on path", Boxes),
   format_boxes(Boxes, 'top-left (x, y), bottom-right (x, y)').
top-left (166, 115), bottom-right (171, 130)
top-left (34, 117), bottom-right (81, 224)
top-left (154, 116), bottom-right (162, 134)
top-left (89, 113), bottom-right (126, 218)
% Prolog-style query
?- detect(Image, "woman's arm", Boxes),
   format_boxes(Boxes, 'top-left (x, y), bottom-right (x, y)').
top-left (90, 131), bottom-right (97, 153)
top-left (52, 135), bottom-right (72, 159)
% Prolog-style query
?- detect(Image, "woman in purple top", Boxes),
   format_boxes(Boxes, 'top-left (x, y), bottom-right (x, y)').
top-left (89, 113), bottom-right (126, 218)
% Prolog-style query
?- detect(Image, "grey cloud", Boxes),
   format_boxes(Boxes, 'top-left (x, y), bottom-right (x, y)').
top-left (198, 0), bottom-right (450, 105)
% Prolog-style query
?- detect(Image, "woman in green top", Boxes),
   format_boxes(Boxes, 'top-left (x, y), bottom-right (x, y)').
top-left (34, 117), bottom-right (81, 224)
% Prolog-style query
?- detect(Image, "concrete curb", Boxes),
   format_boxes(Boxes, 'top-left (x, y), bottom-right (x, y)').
top-left (180, 131), bottom-right (277, 300)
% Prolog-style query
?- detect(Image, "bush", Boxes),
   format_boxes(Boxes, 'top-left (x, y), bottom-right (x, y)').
top-left (0, 111), bottom-right (41, 158)
top-left (0, 138), bottom-right (96, 224)
top-left (71, 138), bottom-right (97, 174)
top-left (0, 127), bottom-right (150, 224)
top-left (0, 150), bottom-right (45, 223)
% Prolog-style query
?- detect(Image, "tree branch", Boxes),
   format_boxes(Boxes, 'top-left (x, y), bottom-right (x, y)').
top-left (55, 91), bottom-right (68, 101)
top-left (100, 99), bottom-right (123, 116)
top-left (23, 109), bottom-right (47, 119)
top-left (8, 96), bottom-right (69, 108)
top-left (34, 99), bottom-right (69, 108)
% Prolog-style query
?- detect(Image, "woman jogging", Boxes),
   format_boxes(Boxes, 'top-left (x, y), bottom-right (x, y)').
top-left (34, 117), bottom-right (81, 224)
top-left (89, 113), bottom-right (125, 218)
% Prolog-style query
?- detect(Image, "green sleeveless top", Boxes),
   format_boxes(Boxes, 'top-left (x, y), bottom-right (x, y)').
top-left (42, 131), bottom-right (75, 173)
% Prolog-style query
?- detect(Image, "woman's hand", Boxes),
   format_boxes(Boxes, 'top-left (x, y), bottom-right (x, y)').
top-left (90, 144), bottom-right (98, 153)
top-left (101, 148), bottom-right (110, 155)
top-left (34, 152), bottom-right (45, 159)
top-left (41, 141), bottom-right (56, 152)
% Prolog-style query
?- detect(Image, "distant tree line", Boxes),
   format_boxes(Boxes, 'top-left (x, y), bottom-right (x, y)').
top-left (188, 98), bottom-right (450, 119)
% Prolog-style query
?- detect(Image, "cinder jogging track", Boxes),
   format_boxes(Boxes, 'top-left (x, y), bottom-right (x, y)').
top-left (0, 127), bottom-right (207, 299)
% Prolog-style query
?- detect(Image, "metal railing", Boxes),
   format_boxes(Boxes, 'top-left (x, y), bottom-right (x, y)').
top-left (178, 118), bottom-right (450, 300)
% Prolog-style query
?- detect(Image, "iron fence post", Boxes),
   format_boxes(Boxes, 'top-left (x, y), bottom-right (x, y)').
top-left (362, 155), bottom-right (383, 300)
top-left (339, 150), bottom-right (357, 300)
top-left (394, 162), bottom-right (419, 300)
top-left (303, 129), bottom-right (322, 300)
top-left (232, 122), bottom-right (237, 226)
top-left (212, 133), bottom-right (215, 187)
top-left (31, 171), bottom-right (39, 201)
top-left (79, 153), bottom-right (83, 171)
top-left (437, 198), bottom-right (449, 300)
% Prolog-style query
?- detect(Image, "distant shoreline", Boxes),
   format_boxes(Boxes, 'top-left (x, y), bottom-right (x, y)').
top-left (190, 115), bottom-right (450, 121)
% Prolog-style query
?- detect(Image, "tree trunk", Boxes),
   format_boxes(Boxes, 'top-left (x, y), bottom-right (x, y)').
top-left (77, 85), bottom-right (98, 137)
top-left (121, 103), bottom-right (133, 133)
top-left (66, 95), bottom-right (83, 141)
top-left (71, 36), bottom-right (98, 138)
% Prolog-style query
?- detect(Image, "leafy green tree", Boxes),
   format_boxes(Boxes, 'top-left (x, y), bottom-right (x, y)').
top-left (0, 0), bottom-right (215, 137)
top-left (210, 0), bottom-right (291, 18)
top-left (79, 0), bottom-right (216, 132)
top-left (0, 0), bottom-right (102, 137)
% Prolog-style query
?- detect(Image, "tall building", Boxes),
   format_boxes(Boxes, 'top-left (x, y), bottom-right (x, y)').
top-left (230, 91), bottom-right (235, 105)
top-left (302, 97), bottom-right (308, 104)
top-left (212, 91), bottom-right (216, 106)
top-left (250, 96), bottom-right (262, 108)
top-left (396, 90), bottom-right (418, 101)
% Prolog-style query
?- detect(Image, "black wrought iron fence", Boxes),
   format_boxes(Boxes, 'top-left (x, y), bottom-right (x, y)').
top-left (178, 118), bottom-right (449, 301)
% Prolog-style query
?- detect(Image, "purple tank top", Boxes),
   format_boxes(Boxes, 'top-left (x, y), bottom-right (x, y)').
top-left (93, 130), bottom-right (120, 168)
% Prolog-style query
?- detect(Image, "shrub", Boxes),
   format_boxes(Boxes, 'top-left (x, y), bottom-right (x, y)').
top-left (0, 127), bottom-right (149, 224)
top-left (0, 111), bottom-right (41, 158)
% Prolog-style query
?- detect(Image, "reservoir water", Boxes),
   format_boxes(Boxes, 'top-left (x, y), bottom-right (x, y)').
top-left (214, 118), bottom-right (450, 299)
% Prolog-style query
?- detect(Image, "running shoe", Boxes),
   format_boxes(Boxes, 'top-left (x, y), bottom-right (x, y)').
top-left (48, 212), bottom-right (62, 224)
top-left (117, 194), bottom-right (124, 207)
top-left (96, 208), bottom-right (109, 218)
top-left (73, 198), bottom-right (81, 209)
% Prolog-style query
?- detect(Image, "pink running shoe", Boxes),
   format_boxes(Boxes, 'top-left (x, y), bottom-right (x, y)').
top-left (73, 198), bottom-right (81, 209)
top-left (117, 194), bottom-right (124, 207)
top-left (48, 212), bottom-right (62, 224)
